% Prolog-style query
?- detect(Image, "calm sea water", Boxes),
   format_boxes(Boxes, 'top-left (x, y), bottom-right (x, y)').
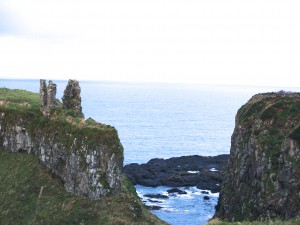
top-left (1, 79), bottom-right (298, 224)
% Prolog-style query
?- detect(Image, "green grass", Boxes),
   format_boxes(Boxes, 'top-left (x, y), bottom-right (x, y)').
top-left (256, 98), bottom-right (300, 168)
top-left (0, 148), bottom-right (166, 225)
top-left (0, 88), bottom-right (40, 110)
top-left (0, 88), bottom-right (123, 155)
top-left (237, 95), bottom-right (300, 165)
top-left (0, 87), bottom-right (109, 128)
top-left (207, 219), bottom-right (300, 225)
top-left (0, 87), bottom-right (164, 224)
top-left (238, 100), bottom-right (267, 124)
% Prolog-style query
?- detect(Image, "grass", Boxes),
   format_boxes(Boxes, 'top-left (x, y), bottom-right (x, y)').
top-left (207, 219), bottom-right (300, 225)
top-left (0, 88), bottom-right (123, 155)
top-left (0, 87), bottom-right (164, 224)
top-left (0, 87), bottom-right (112, 129)
top-left (237, 94), bottom-right (300, 164)
top-left (0, 148), bottom-right (166, 225)
top-left (256, 98), bottom-right (300, 169)
top-left (0, 88), bottom-right (40, 110)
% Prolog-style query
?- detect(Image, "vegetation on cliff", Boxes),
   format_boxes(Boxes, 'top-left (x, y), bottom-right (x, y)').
top-left (0, 86), bottom-right (166, 224)
top-left (0, 85), bottom-right (125, 200)
top-left (215, 92), bottom-right (300, 222)
top-left (0, 147), bottom-right (165, 225)
top-left (207, 218), bottom-right (300, 225)
top-left (0, 87), bottom-right (117, 140)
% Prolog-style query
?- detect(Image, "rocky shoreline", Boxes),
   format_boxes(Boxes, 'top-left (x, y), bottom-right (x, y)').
top-left (124, 154), bottom-right (229, 193)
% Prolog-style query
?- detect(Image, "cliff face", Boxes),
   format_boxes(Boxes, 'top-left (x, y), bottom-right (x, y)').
top-left (215, 92), bottom-right (300, 221)
top-left (0, 86), bottom-right (123, 200)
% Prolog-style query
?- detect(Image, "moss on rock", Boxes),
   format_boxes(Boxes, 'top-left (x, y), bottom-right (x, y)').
top-left (0, 87), bottom-right (123, 200)
top-left (215, 92), bottom-right (300, 222)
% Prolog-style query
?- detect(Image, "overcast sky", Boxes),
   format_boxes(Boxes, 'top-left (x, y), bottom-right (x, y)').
top-left (0, 0), bottom-right (299, 86)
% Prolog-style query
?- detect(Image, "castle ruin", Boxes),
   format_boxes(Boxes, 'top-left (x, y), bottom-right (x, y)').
top-left (40, 79), bottom-right (57, 117)
top-left (62, 79), bottom-right (83, 116)
top-left (40, 79), bottom-right (83, 117)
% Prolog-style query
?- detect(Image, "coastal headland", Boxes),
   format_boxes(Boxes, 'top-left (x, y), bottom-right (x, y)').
top-left (0, 80), bottom-right (166, 224)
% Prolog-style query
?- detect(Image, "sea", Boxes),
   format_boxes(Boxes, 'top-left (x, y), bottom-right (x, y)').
top-left (1, 79), bottom-right (298, 225)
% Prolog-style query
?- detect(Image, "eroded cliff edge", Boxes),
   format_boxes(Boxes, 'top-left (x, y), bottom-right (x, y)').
top-left (215, 92), bottom-right (300, 221)
top-left (0, 81), bottom-right (123, 200)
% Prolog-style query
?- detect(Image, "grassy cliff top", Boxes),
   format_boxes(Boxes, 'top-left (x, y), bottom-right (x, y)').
top-left (207, 219), bottom-right (300, 225)
top-left (0, 87), bottom-right (112, 130)
top-left (236, 91), bottom-right (300, 154)
top-left (0, 88), bottom-right (122, 154)
top-left (238, 91), bottom-right (300, 124)
top-left (0, 88), bottom-right (40, 110)
top-left (0, 148), bottom-right (166, 225)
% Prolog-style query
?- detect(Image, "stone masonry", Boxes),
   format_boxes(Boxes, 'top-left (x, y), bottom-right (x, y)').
top-left (40, 79), bottom-right (57, 117)
top-left (62, 79), bottom-right (83, 117)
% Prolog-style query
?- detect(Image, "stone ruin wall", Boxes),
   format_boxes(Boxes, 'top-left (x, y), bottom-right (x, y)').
top-left (40, 79), bottom-right (83, 117)
top-left (40, 79), bottom-right (57, 117)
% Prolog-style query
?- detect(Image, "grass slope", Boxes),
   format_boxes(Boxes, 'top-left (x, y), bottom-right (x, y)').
top-left (207, 219), bottom-right (300, 225)
top-left (0, 149), bottom-right (165, 225)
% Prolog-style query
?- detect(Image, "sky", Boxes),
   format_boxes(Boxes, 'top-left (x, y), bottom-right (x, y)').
top-left (0, 0), bottom-right (300, 87)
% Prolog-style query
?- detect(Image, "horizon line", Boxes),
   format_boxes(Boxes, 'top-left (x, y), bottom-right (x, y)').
top-left (0, 77), bottom-right (299, 89)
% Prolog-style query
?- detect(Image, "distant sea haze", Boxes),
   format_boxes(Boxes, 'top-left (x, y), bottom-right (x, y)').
top-left (0, 79), bottom-right (298, 164)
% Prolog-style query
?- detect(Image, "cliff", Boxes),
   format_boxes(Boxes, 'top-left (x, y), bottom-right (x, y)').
top-left (0, 83), bottom-right (166, 224)
top-left (0, 83), bottom-right (123, 200)
top-left (215, 92), bottom-right (300, 221)
top-left (0, 147), bottom-right (166, 225)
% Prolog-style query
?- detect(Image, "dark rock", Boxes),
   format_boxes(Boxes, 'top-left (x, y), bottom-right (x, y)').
top-left (124, 154), bottom-right (229, 192)
top-left (215, 92), bottom-right (300, 221)
top-left (144, 194), bottom-right (169, 199)
top-left (17, 148), bottom-right (27, 153)
top-left (148, 199), bottom-right (163, 203)
top-left (201, 191), bottom-right (209, 194)
top-left (147, 205), bottom-right (163, 210)
top-left (167, 188), bottom-right (187, 195)
top-left (203, 196), bottom-right (210, 200)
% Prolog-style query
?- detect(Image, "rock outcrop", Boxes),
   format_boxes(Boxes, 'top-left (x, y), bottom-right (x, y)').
top-left (62, 79), bottom-right (83, 117)
top-left (124, 154), bottom-right (228, 193)
top-left (0, 82), bottom-right (123, 200)
top-left (215, 92), bottom-right (300, 221)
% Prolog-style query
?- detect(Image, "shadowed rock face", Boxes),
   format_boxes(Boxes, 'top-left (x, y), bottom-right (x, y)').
top-left (124, 154), bottom-right (229, 193)
top-left (215, 92), bottom-right (300, 221)
top-left (62, 79), bottom-right (83, 117)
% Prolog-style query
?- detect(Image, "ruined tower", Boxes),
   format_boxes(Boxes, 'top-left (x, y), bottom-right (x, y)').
top-left (62, 79), bottom-right (83, 117)
top-left (40, 79), bottom-right (57, 117)
top-left (40, 79), bottom-right (47, 110)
